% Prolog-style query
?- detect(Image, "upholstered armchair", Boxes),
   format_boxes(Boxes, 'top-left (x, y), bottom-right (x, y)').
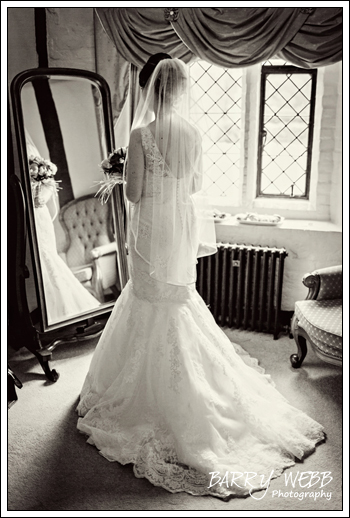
top-left (59, 195), bottom-right (121, 303)
top-left (290, 265), bottom-right (342, 368)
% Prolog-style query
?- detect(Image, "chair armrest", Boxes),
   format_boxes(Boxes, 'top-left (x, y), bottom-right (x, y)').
top-left (90, 242), bottom-right (120, 296)
top-left (70, 264), bottom-right (93, 283)
top-left (90, 242), bottom-right (117, 259)
top-left (303, 265), bottom-right (342, 301)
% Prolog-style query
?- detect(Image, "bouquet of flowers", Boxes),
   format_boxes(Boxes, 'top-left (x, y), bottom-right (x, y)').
top-left (29, 155), bottom-right (61, 207)
top-left (95, 147), bottom-right (127, 204)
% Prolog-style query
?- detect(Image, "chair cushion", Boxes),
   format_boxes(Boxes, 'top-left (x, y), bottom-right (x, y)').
top-left (310, 335), bottom-right (342, 360)
top-left (71, 265), bottom-right (93, 283)
top-left (295, 299), bottom-right (342, 355)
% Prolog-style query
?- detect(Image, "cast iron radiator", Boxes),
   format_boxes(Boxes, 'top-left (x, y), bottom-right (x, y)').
top-left (196, 243), bottom-right (288, 339)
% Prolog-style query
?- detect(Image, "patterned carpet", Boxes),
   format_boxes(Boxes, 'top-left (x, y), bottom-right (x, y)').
top-left (7, 328), bottom-right (342, 511)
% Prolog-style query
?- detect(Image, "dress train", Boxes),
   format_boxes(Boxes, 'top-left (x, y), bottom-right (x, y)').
top-left (77, 264), bottom-right (324, 499)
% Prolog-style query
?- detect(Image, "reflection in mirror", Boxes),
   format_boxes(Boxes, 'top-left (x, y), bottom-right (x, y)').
top-left (21, 76), bottom-right (121, 326)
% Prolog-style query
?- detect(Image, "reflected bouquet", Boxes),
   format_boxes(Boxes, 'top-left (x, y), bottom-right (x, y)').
top-left (29, 155), bottom-right (61, 207)
top-left (95, 147), bottom-right (127, 204)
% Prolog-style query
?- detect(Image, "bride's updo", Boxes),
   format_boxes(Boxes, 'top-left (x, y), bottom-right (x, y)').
top-left (139, 53), bottom-right (188, 108)
top-left (139, 53), bottom-right (172, 89)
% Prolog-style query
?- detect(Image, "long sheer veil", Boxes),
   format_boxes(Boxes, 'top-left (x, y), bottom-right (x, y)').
top-left (125, 58), bottom-right (216, 286)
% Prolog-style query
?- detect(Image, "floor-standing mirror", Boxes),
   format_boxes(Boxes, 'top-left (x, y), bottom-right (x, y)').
top-left (9, 68), bottom-right (128, 381)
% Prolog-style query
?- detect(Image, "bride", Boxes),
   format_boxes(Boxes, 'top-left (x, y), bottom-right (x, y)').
top-left (77, 55), bottom-right (325, 499)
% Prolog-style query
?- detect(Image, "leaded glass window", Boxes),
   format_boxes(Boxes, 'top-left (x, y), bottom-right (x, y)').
top-left (189, 61), bottom-right (242, 198)
top-left (257, 61), bottom-right (317, 198)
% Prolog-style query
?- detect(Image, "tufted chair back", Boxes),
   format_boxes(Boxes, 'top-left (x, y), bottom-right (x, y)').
top-left (60, 195), bottom-right (114, 268)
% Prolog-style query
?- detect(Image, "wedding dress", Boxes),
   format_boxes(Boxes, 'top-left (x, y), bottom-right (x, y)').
top-left (76, 125), bottom-right (325, 499)
top-left (34, 200), bottom-right (100, 325)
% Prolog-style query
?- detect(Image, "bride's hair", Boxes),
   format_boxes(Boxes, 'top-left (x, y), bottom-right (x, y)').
top-left (153, 59), bottom-right (188, 108)
top-left (139, 53), bottom-right (172, 89)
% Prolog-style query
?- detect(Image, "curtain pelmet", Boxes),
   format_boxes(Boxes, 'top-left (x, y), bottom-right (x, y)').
top-left (277, 8), bottom-right (343, 68)
top-left (172, 7), bottom-right (342, 68)
top-left (95, 8), bottom-right (194, 67)
top-left (172, 8), bottom-right (303, 68)
top-left (94, 7), bottom-right (342, 145)
top-left (96, 7), bottom-right (342, 70)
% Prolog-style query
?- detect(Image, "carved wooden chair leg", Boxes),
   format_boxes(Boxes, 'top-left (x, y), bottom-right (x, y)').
top-left (290, 315), bottom-right (307, 368)
top-left (290, 334), bottom-right (308, 368)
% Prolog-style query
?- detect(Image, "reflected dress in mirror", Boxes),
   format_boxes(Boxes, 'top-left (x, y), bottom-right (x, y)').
top-left (30, 159), bottom-right (100, 324)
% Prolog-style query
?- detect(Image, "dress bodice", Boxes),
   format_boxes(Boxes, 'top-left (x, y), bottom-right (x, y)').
top-left (127, 125), bottom-right (197, 297)
top-left (140, 126), bottom-right (176, 199)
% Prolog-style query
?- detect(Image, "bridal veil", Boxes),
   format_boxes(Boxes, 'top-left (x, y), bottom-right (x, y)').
top-left (125, 57), bottom-right (217, 286)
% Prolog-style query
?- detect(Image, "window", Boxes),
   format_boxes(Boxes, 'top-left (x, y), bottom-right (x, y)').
top-left (257, 62), bottom-right (317, 199)
top-left (190, 61), bottom-right (243, 199)
top-left (189, 58), bottom-right (317, 204)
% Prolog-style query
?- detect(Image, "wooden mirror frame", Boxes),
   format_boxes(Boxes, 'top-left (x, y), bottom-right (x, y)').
top-left (9, 68), bottom-right (129, 382)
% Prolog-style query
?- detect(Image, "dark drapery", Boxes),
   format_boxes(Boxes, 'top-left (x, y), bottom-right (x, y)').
top-left (173, 8), bottom-right (308, 68)
top-left (94, 9), bottom-right (130, 125)
top-left (95, 7), bottom-right (342, 69)
top-left (276, 8), bottom-right (343, 68)
top-left (95, 8), bottom-right (194, 67)
top-left (95, 7), bottom-right (342, 145)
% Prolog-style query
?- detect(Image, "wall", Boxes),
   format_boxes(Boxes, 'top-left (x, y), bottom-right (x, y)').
top-left (8, 8), bottom-right (38, 84)
top-left (46, 7), bottom-right (95, 70)
top-left (330, 64), bottom-right (342, 227)
top-left (318, 62), bottom-right (342, 225)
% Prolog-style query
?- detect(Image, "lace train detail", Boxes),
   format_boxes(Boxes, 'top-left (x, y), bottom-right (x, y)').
top-left (77, 276), bottom-right (324, 498)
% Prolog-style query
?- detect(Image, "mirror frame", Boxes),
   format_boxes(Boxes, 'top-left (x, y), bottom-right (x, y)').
top-left (10, 67), bottom-right (129, 334)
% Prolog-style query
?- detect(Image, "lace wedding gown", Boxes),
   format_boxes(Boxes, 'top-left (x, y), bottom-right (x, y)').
top-left (34, 203), bottom-right (100, 324)
top-left (77, 127), bottom-right (324, 499)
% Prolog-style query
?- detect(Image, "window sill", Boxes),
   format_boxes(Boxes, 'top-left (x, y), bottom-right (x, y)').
top-left (208, 197), bottom-right (331, 223)
top-left (252, 196), bottom-right (315, 212)
top-left (214, 217), bottom-right (342, 234)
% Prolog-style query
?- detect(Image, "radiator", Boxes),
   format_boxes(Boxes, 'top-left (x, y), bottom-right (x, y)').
top-left (196, 243), bottom-right (288, 339)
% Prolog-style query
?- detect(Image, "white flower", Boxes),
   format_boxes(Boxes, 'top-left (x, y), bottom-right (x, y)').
top-left (101, 158), bottom-right (112, 169)
top-left (51, 164), bottom-right (57, 175)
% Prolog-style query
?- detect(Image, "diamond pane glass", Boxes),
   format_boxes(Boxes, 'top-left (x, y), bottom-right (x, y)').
top-left (259, 71), bottom-right (313, 197)
top-left (190, 61), bottom-right (242, 197)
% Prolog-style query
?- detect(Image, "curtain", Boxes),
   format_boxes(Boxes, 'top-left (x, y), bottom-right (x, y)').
top-left (171, 7), bottom-right (342, 69)
top-left (95, 7), bottom-right (342, 144)
top-left (114, 65), bottom-right (141, 149)
top-left (96, 7), bottom-right (342, 69)
top-left (94, 9), bottom-right (130, 127)
top-left (276, 8), bottom-right (343, 67)
top-left (95, 8), bottom-right (194, 67)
